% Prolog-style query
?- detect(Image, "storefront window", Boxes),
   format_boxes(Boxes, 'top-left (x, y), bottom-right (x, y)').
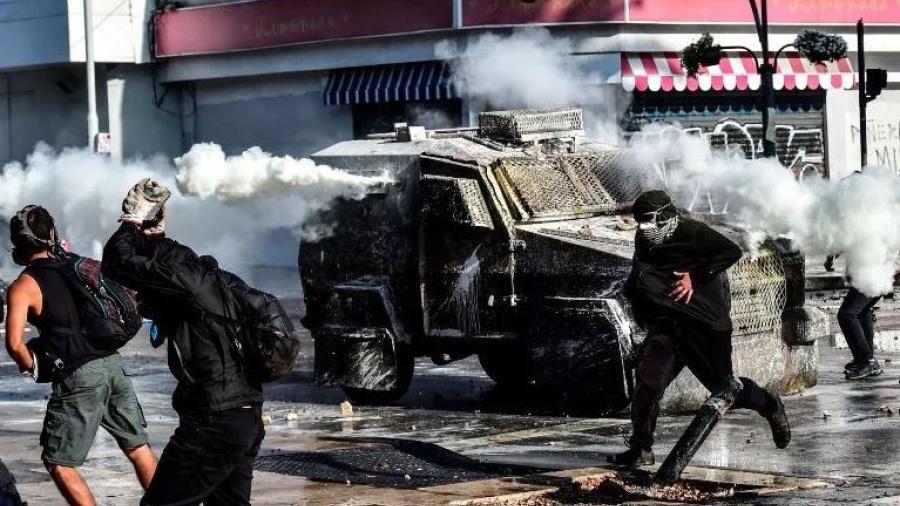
top-left (625, 91), bottom-right (827, 178)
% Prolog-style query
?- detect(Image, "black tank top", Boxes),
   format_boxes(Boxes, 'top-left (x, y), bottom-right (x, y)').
top-left (24, 259), bottom-right (110, 370)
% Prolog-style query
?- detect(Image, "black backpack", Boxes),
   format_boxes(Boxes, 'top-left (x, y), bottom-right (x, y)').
top-left (210, 272), bottom-right (301, 383)
top-left (32, 254), bottom-right (143, 351)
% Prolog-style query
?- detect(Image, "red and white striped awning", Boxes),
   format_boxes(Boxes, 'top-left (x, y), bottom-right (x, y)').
top-left (621, 52), bottom-right (854, 92)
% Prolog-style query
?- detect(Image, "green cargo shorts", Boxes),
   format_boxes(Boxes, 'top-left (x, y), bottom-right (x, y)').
top-left (40, 354), bottom-right (149, 467)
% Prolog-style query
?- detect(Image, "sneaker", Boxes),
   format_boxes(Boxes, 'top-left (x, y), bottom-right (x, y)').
top-left (844, 361), bottom-right (856, 372)
top-left (845, 360), bottom-right (883, 380)
top-left (765, 389), bottom-right (791, 449)
top-left (606, 447), bottom-right (655, 467)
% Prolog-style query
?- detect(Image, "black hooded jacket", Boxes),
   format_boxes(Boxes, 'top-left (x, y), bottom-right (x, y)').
top-left (625, 218), bottom-right (742, 332)
top-left (102, 225), bottom-right (262, 414)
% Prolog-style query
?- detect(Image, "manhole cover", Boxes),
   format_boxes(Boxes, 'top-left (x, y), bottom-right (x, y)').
top-left (255, 439), bottom-right (534, 489)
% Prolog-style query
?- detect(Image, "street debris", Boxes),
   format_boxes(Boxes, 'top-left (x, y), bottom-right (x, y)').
top-left (879, 405), bottom-right (894, 416)
top-left (285, 410), bottom-right (299, 421)
top-left (262, 414), bottom-right (273, 427)
top-left (340, 401), bottom-right (354, 417)
top-left (503, 472), bottom-right (734, 505)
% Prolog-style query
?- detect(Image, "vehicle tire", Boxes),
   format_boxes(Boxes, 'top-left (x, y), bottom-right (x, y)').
top-left (341, 346), bottom-right (414, 405)
top-left (478, 345), bottom-right (532, 388)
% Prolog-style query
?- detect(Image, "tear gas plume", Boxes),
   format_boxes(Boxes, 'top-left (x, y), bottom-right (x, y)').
top-left (437, 28), bottom-right (624, 143)
top-left (0, 143), bottom-right (387, 285)
top-left (175, 143), bottom-right (390, 202)
top-left (625, 124), bottom-right (900, 297)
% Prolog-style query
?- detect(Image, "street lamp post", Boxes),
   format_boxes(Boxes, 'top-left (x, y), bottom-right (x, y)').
top-left (751, 0), bottom-right (778, 158)
top-left (682, 2), bottom-right (846, 162)
top-left (84, 0), bottom-right (99, 150)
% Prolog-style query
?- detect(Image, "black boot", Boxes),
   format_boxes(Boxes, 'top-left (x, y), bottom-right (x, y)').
top-left (765, 389), bottom-right (791, 449)
top-left (607, 446), bottom-right (655, 466)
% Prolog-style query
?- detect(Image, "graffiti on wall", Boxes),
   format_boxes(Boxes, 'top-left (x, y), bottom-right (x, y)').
top-left (849, 118), bottom-right (900, 172)
top-left (630, 117), bottom-right (826, 214)
top-left (682, 118), bottom-right (825, 179)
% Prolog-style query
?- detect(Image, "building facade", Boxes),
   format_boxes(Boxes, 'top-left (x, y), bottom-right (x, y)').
top-left (4, 0), bottom-right (900, 179)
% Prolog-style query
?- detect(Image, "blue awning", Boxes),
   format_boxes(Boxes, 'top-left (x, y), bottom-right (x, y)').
top-left (324, 61), bottom-right (458, 106)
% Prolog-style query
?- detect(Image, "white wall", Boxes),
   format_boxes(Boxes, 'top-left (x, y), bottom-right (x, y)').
top-left (188, 72), bottom-right (353, 157)
top-left (106, 65), bottom-right (184, 160)
top-left (827, 88), bottom-right (900, 179)
top-left (0, 64), bottom-right (183, 165)
top-left (67, 0), bottom-right (153, 64)
top-left (0, 0), bottom-right (151, 70)
top-left (0, 66), bottom-right (111, 163)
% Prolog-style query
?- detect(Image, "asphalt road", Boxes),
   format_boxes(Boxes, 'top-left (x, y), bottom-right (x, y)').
top-left (3, 289), bottom-right (900, 505)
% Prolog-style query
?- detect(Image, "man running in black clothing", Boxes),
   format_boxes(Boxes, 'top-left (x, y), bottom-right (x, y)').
top-left (608, 190), bottom-right (791, 466)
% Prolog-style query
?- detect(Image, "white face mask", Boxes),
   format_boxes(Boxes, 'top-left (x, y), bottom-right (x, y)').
top-left (639, 215), bottom-right (679, 247)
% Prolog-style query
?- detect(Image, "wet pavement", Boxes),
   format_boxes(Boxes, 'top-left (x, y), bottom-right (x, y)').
top-left (3, 290), bottom-right (900, 504)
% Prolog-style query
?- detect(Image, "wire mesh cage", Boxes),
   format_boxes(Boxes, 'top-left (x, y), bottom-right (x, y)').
top-left (728, 247), bottom-right (787, 337)
top-left (479, 108), bottom-right (585, 143)
top-left (493, 151), bottom-right (642, 220)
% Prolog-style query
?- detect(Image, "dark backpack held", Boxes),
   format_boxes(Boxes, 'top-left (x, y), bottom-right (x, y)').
top-left (213, 275), bottom-right (301, 382)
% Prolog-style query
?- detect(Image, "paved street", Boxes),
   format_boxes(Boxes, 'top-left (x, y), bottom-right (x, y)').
top-left (3, 286), bottom-right (900, 505)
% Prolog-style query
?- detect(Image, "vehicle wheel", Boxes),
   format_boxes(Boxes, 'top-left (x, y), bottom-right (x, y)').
top-left (341, 346), bottom-right (414, 405)
top-left (478, 345), bottom-right (532, 387)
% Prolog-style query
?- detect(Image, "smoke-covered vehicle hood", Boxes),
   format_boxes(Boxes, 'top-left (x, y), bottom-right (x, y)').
top-left (515, 215), bottom-right (637, 259)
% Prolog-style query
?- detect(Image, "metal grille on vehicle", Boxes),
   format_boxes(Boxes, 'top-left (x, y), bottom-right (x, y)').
top-left (479, 108), bottom-right (584, 143)
top-left (728, 247), bottom-right (787, 336)
top-left (493, 151), bottom-right (642, 220)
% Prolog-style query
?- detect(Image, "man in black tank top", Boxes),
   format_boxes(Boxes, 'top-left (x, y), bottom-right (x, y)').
top-left (3, 206), bottom-right (157, 505)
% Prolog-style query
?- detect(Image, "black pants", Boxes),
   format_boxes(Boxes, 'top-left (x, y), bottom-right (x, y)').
top-left (837, 288), bottom-right (881, 364)
top-left (629, 321), bottom-right (773, 451)
top-left (141, 407), bottom-right (265, 506)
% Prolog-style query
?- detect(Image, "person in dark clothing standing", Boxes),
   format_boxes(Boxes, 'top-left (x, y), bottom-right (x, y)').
top-left (101, 179), bottom-right (265, 506)
top-left (838, 287), bottom-right (884, 379)
top-left (608, 190), bottom-right (791, 466)
top-left (4, 205), bottom-right (156, 505)
top-left (828, 255), bottom-right (884, 379)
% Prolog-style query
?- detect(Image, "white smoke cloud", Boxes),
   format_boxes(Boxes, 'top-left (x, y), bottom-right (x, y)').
top-left (0, 142), bottom-right (387, 285)
top-left (439, 29), bottom-right (582, 110)
top-left (175, 143), bottom-right (390, 202)
top-left (437, 28), bottom-right (625, 143)
top-left (626, 125), bottom-right (900, 297)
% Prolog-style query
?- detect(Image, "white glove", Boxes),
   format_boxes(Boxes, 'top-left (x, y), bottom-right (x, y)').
top-left (120, 178), bottom-right (171, 226)
top-left (141, 204), bottom-right (167, 236)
